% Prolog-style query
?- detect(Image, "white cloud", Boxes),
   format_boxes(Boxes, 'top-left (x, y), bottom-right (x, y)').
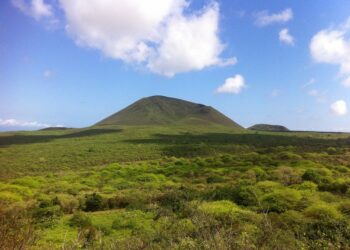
top-left (310, 18), bottom-right (350, 86)
top-left (11, 0), bottom-right (53, 20)
top-left (0, 118), bottom-right (63, 128)
top-left (216, 74), bottom-right (246, 94)
top-left (279, 28), bottom-right (294, 45)
top-left (330, 100), bottom-right (347, 116)
top-left (254, 8), bottom-right (293, 27)
top-left (59, 0), bottom-right (235, 77)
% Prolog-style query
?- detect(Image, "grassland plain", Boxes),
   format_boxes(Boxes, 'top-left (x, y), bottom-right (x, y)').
top-left (2, 125), bottom-right (350, 249)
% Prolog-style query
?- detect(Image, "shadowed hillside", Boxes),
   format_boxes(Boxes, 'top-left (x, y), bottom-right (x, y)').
top-left (96, 95), bottom-right (243, 128)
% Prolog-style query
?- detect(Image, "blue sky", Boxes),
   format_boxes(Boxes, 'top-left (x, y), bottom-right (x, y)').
top-left (1, 0), bottom-right (350, 131)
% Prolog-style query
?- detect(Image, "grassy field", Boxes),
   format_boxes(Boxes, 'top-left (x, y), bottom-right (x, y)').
top-left (1, 126), bottom-right (350, 249)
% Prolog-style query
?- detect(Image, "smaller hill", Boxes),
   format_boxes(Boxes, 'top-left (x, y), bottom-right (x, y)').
top-left (249, 124), bottom-right (289, 132)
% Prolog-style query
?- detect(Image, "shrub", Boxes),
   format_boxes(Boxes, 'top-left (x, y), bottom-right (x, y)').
top-left (12, 177), bottom-right (41, 188)
top-left (84, 193), bottom-right (103, 212)
top-left (53, 194), bottom-right (79, 213)
top-left (261, 189), bottom-right (302, 213)
top-left (338, 201), bottom-right (350, 216)
top-left (0, 206), bottom-right (36, 249)
top-left (256, 181), bottom-right (282, 193)
top-left (275, 166), bottom-right (302, 185)
top-left (159, 189), bottom-right (196, 213)
top-left (107, 195), bottom-right (130, 209)
top-left (0, 191), bottom-right (22, 205)
top-left (326, 147), bottom-right (337, 155)
top-left (32, 205), bottom-right (62, 227)
top-left (297, 181), bottom-right (318, 192)
top-left (277, 152), bottom-right (302, 161)
top-left (69, 212), bottom-right (92, 228)
top-left (302, 169), bottom-right (332, 185)
top-left (321, 180), bottom-right (350, 194)
top-left (304, 204), bottom-right (348, 245)
top-left (304, 204), bottom-right (343, 222)
top-left (198, 200), bottom-right (258, 224)
top-left (251, 167), bottom-right (267, 181)
top-left (233, 185), bottom-right (261, 206)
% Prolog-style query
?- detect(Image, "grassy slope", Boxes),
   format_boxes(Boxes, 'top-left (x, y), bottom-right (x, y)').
top-left (96, 95), bottom-right (242, 128)
top-left (0, 125), bottom-right (242, 178)
top-left (0, 125), bottom-right (349, 179)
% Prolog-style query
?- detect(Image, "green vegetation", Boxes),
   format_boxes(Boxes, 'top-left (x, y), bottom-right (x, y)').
top-left (2, 124), bottom-right (350, 249)
top-left (96, 95), bottom-right (242, 127)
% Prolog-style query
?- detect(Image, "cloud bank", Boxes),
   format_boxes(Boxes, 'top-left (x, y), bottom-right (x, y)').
top-left (58, 0), bottom-right (235, 77)
top-left (0, 118), bottom-right (63, 128)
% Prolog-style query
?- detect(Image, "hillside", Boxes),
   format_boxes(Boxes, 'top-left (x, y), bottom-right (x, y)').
top-left (39, 127), bottom-right (71, 131)
top-left (96, 95), bottom-right (242, 128)
top-left (249, 124), bottom-right (289, 132)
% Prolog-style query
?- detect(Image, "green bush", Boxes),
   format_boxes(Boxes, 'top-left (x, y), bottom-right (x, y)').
top-left (338, 201), bottom-right (350, 216)
top-left (304, 204), bottom-right (343, 222)
top-left (53, 194), bottom-right (79, 214)
top-left (83, 193), bottom-right (103, 212)
top-left (297, 181), bottom-right (318, 192)
top-left (251, 167), bottom-right (267, 181)
top-left (69, 212), bottom-right (92, 228)
top-left (233, 185), bottom-right (261, 206)
top-left (261, 189), bottom-right (302, 213)
top-left (0, 191), bottom-right (22, 205)
top-left (302, 169), bottom-right (332, 185)
top-left (274, 166), bottom-right (301, 185)
top-left (32, 205), bottom-right (62, 227)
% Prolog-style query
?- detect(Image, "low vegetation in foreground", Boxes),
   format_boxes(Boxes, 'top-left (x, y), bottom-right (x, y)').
top-left (1, 126), bottom-right (350, 249)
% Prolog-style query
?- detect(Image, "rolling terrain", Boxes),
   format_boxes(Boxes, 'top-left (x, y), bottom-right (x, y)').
top-left (1, 96), bottom-right (350, 249)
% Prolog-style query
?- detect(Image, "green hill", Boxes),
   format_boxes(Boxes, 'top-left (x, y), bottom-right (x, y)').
top-left (96, 95), bottom-right (242, 128)
top-left (249, 124), bottom-right (289, 132)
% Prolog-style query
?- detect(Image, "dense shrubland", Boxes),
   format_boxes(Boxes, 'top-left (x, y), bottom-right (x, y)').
top-left (2, 141), bottom-right (350, 249)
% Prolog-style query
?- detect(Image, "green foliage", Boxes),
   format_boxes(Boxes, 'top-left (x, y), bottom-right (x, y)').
top-left (261, 189), bottom-right (302, 213)
top-left (0, 191), bottom-right (22, 205)
top-left (274, 166), bottom-right (302, 185)
top-left (83, 193), bottom-right (104, 212)
top-left (2, 126), bottom-right (350, 248)
top-left (304, 204), bottom-right (343, 222)
top-left (69, 212), bottom-right (92, 228)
